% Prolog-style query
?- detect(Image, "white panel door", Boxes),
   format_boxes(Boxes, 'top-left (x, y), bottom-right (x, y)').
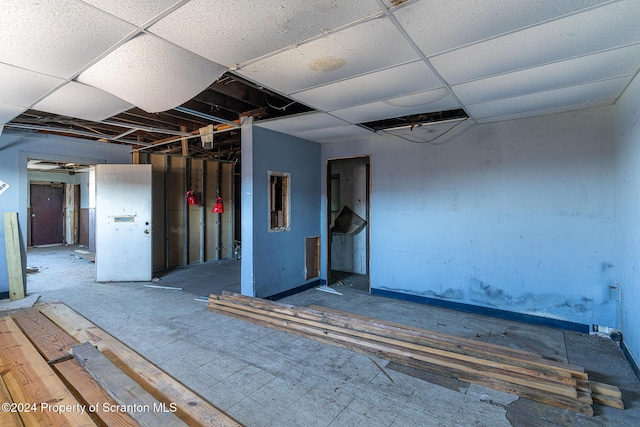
top-left (95, 164), bottom-right (152, 282)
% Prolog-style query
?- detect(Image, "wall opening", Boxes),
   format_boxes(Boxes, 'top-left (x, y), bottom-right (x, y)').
top-left (269, 171), bottom-right (290, 232)
top-left (327, 156), bottom-right (371, 292)
top-left (305, 236), bottom-right (320, 280)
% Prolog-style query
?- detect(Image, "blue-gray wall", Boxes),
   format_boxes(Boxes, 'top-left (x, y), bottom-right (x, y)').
top-left (241, 124), bottom-right (321, 298)
top-left (322, 107), bottom-right (617, 328)
top-left (0, 130), bottom-right (131, 295)
top-left (615, 73), bottom-right (640, 369)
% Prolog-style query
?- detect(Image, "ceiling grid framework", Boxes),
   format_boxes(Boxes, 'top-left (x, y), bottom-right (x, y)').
top-left (0, 0), bottom-right (638, 153)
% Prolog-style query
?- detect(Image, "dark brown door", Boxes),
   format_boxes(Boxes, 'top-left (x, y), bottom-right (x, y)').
top-left (30, 184), bottom-right (64, 245)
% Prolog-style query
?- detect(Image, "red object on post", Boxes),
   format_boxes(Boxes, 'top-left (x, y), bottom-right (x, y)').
top-left (186, 190), bottom-right (199, 206)
top-left (212, 197), bottom-right (224, 213)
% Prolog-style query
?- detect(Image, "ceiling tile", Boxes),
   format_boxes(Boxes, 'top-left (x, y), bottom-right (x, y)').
top-left (236, 16), bottom-right (418, 94)
top-left (291, 61), bottom-right (442, 111)
top-left (0, 64), bottom-right (63, 108)
top-left (394, 0), bottom-right (609, 56)
top-left (452, 44), bottom-right (640, 104)
top-left (0, 102), bottom-right (25, 123)
top-left (32, 81), bottom-right (133, 122)
top-left (0, 0), bottom-right (136, 78)
top-left (292, 124), bottom-right (374, 143)
top-left (150, 0), bottom-right (382, 67)
top-left (430, 1), bottom-right (640, 84)
top-left (330, 88), bottom-right (460, 123)
top-left (77, 33), bottom-right (227, 113)
top-left (256, 112), bottom-right (349, 134)
top-left (474, 99), bottom-right (614, 124)
top-left (466, 77), bottom-right (629, 120)
top-left (80, 0), bottom-right (184, 26)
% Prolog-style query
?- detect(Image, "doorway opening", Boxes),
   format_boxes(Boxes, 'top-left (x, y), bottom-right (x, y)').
top-left (327, 156), bottom-right (371, 292)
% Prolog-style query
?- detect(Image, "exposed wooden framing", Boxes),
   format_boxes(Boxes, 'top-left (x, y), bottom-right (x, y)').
top-left (183, 158), bottom-right (190, 265)
top-left (181, 125), bottom-right (189, 157)
top-left (200, 160), bottom-right (206, 263)
top-left (208, 292), bottom-right (625, 416)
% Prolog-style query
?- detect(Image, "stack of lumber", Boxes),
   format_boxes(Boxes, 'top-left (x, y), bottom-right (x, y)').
top-left (0, 302), bottom-right (242, 427)
top-left (208, 292), bottom-right (624, 416)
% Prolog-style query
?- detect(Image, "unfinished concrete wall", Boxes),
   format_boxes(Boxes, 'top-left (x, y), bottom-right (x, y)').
top-left (0, 131), bottom-right (131, 297)
top-left (321, 107), bottom-right (616, 328)
top-left (144, 153), bottom-right (234, 271)
top-left (242, 125), bottom-right (321, 298)
top-left (615, 73), bottom-right (640, 371)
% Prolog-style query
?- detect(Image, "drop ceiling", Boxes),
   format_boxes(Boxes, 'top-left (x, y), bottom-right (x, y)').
top-left (1, 0), bottom-right (639, 156)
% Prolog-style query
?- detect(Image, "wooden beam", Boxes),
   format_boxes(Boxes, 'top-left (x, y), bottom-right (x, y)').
top-left (0, 374), bottom-right (24, 427)
top-left (72, 342), bottom-right (188, 427)
top-left (11, 308), bottom-right (78, 363)
top-left (181, 126), bottom-right (189, 157)
top-left (206, 293), bottom-right (632, 416)
top-left (36, 302), bottom-right (242, 427)
top-left (52, 359), bottom-right (140, 427)
top-left (0, 317), bottom-right (96, 426)
top-left (3, 212), bottom-right (25, 300)
top-left (208, 298), bottom-right (594, 415)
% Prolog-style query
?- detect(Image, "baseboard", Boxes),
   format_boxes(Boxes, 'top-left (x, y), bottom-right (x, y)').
top-left (621, 340), bottom-right (640, 382)
top-left (371, 288), bottom-right (589, 333)
top-left (265, 279), bottom-right (323, 301)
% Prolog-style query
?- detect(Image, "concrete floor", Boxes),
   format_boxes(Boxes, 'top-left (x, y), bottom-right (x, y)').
top-left (12, 244), bottom-right (640, 426)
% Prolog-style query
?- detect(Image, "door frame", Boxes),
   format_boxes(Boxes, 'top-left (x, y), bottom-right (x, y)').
top-left (326, 155), bottom-right (371, 291)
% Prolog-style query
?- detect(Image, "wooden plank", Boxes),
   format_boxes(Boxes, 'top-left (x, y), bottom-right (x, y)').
top-left (208, 300), bottom-right (593, 415)
top-left (308, 302), bottom-right (587, 377)
top-left (53, 359), bottom-right (140, 427)
top-left (208, 300), bottom-right (594, 415)
top-left (1, 374), bottom-right (24, 427)
top-left (11, 308), bottom-right (78, 363)
top-left (3, 212), bottom-right (25, 300)
top-left (72, 342), bottom-right (187, 427)
top-left (37, 302), bottom-right (242, 427)
top-left (210, 298), bottom-right (579, 392)
top-left (590, 381), bottom-right (622, 398)
top-left (0, 317), bottom-right (97, 427)
top-left (591, 392), bottom-right (624, 409)
top-left (219, 293), bottom-right (587, 378)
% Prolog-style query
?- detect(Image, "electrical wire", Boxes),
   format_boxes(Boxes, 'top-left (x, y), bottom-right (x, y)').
top-left (378, 117), bottom-right (470, 146)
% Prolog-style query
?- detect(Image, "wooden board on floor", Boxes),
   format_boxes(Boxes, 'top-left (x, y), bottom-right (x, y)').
top-left (208, 292), bottom-right (631, 416)
top-left (53, 358), bottom-right (140, 426)
top-left (0, 374), bottom-right (24, 427)
top-left (11, 308), bottom-right (78, 362)
top-left (72, 342), bottom-right (187, 427)
top-left (0, 317), bottom-right (96, 426)
top-left (37, 301), bottom-right (242, 427)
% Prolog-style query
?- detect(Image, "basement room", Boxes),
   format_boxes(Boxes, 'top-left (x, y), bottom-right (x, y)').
top-left (1, 1), bottom-right (639, 426)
